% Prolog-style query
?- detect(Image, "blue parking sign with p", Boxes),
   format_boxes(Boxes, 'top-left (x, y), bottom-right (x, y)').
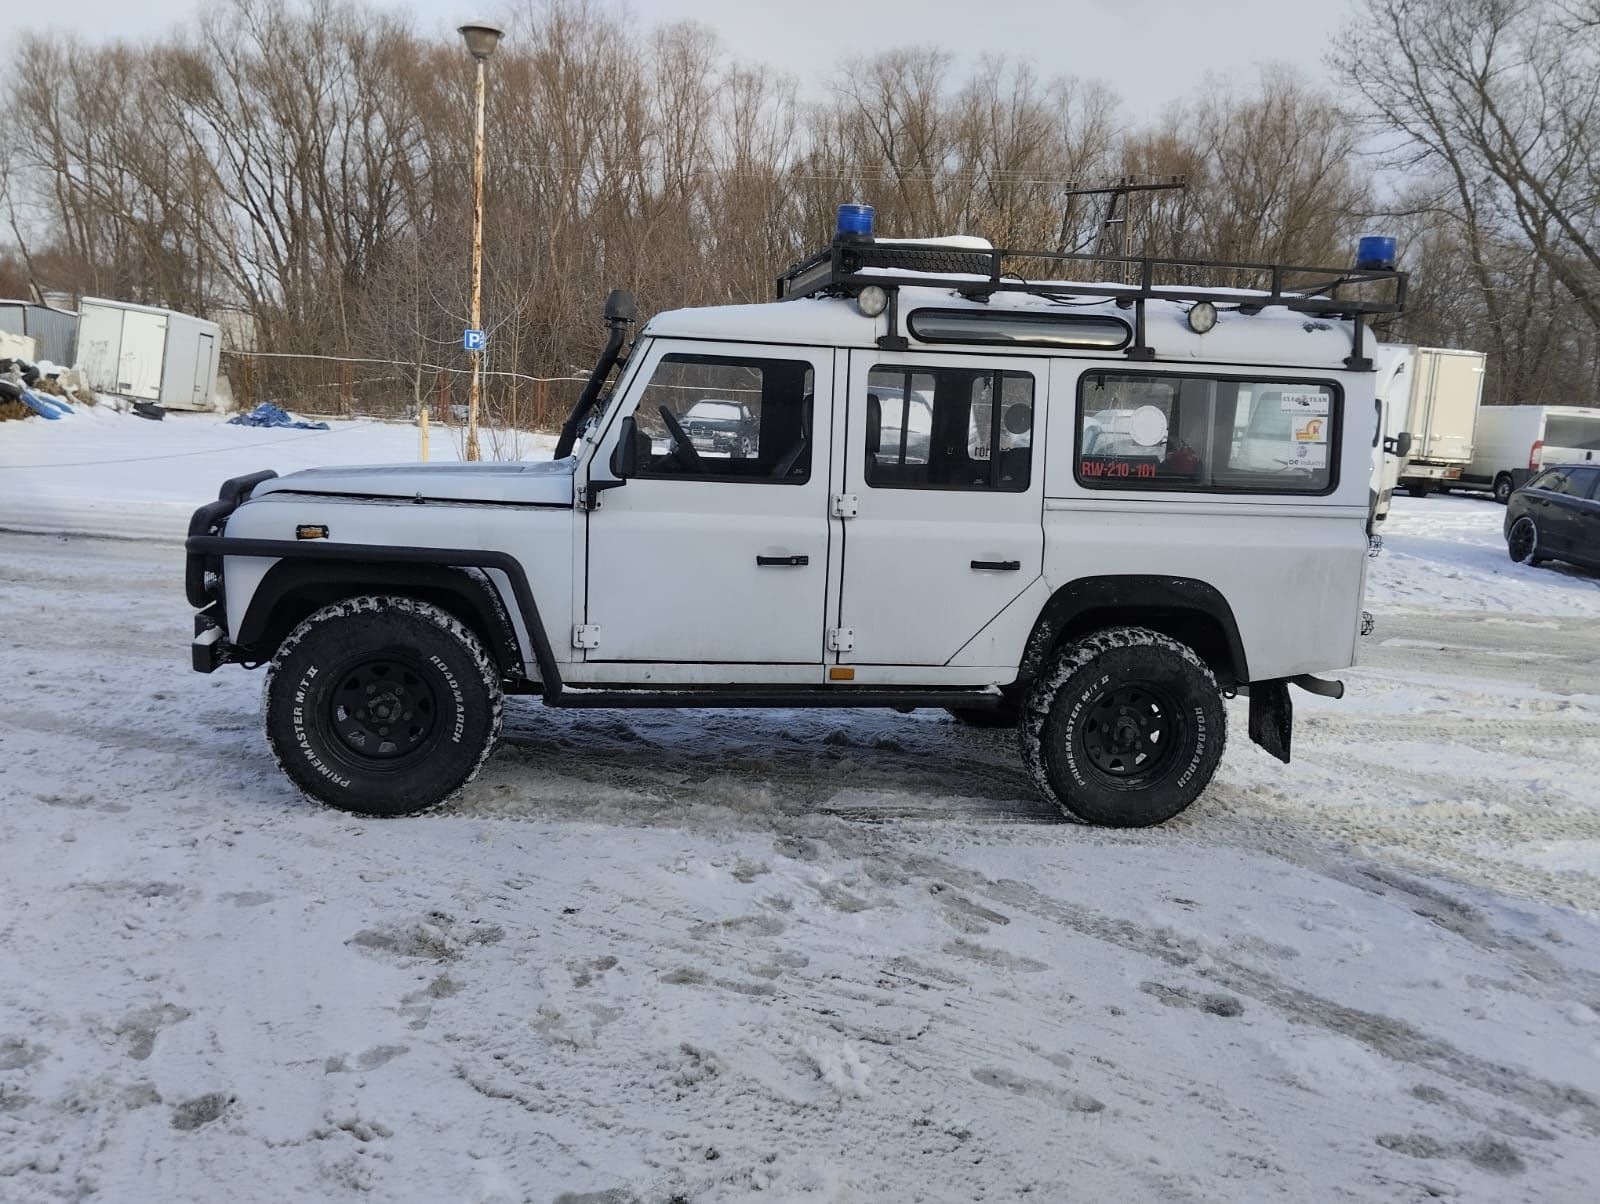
top-left (464, 328), bottom-right (486, 351)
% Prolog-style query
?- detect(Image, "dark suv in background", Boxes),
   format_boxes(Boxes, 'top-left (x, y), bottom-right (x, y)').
top-left (1506, 465), bottom-right (1600, 571)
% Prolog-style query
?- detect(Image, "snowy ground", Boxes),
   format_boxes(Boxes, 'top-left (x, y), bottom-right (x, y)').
top-left (3, 412), bottom-right (1600, 1202)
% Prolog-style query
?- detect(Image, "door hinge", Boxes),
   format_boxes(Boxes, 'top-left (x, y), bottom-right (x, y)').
top-left (572, 624), bottom-right (601, 650)
top-left (827, 627), bottom-right (855, 652)
top-left (831, 493), bottom-right (859, 519)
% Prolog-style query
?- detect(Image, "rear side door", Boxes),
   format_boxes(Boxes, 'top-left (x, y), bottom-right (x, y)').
top-left (1526, 467), bottom-right (1592, 554)
top-left (1568, 468), bottom-right (1600, 566)
top-left (836, 350), bottom-right (1046, 666)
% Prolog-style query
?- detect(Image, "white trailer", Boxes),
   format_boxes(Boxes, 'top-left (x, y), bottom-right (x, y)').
top-left (1389, 346), bottom-right (1486, 497)
top-left (1460, 405), bottom-right (1600, 502)
top-left (76, 298), bottom-right (221, 412)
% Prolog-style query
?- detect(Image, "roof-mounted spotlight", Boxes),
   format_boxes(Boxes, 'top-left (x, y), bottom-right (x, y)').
top-left (856, 284), bottom-right (889, 317)
top-left (1186, 301), bottom-right (1218, 335)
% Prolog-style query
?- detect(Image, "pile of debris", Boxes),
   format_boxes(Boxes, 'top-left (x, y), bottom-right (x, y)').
top-left (0, 347), bottom-right (168, 422)
top-left (0, 354), bottom-right (100, 422)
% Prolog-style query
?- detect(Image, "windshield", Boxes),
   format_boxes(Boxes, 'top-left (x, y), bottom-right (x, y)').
top-left (686, 400), bottom-right (745, 421)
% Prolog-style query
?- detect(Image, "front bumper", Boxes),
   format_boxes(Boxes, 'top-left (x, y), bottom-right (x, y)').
top-left (1402, 462), bottom-right (1464, 482)
top-left (186, 470), bottom-right (276, 671)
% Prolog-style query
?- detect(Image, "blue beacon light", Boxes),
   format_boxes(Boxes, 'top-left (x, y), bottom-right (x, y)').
top-left (837, 203), bottom-right (875, 239)
top-left (1356, 235), bottom-right (1397, 271)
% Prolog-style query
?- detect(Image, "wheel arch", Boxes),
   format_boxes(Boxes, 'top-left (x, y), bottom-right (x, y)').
top-left (236, 560), bottom-right (525, 679)
top-left (1019, 576), bottom-right (1250, 690)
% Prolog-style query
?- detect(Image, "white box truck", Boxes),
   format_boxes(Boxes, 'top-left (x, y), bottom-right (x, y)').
top-left (76, 298), bottom-right (221, 412)
top-left (1389, 346), bottom-right (1486, 497)
top-left (1461, 405), bottom-right (1600, 502)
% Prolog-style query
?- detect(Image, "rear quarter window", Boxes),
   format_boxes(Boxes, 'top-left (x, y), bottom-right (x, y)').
top-left (1076, 371), bottom-right (1340, 494)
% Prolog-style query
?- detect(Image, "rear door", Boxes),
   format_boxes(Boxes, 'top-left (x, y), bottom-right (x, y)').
top-left (118, 309), bottom-right (167, 400)
top-left (1526, 467), bottom-right (1594, 554)
top-left (1542, 413), bottom-right (1600, 466)
top-left (836, 350), bottom-right (1046, 666)
top-left (1567, 467), bottom-right (1600, 566)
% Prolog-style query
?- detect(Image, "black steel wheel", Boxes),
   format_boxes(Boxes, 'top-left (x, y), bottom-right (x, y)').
top-left (264, 596), bottom-right (502, 815)
top-left (1507, 515), bottom-right (1542, 565)
top-left (328, 654), bottom-right (441, 764)
top-left (1075, 683), bottom-right (1180, 780)
top-left (1019, 627), bottom-right (1226, 827)
top-left (1494, 474), bottom-right (1515, 504)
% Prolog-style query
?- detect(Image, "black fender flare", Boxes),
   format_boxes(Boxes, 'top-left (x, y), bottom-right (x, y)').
top-left (187, 537), bottom-right (560, 689)
top-left (1019, 575), bottom-right (1250, 688)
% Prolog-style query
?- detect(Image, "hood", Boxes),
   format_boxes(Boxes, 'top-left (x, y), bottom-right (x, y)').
top-left (250, 458), bottom-right (576, 506)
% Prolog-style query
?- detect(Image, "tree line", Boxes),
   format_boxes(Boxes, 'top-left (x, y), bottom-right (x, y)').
top-left (1, 0), bottom-right (1597, 421)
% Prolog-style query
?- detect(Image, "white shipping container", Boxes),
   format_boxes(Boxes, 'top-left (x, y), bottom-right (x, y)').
top-left (76, 298), bottom-right (221, 411)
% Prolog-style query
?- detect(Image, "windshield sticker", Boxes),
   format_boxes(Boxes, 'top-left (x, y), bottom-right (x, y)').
top-left (1292, 416), bottom-right (1328, 443)
top-left (1286, 442), bottom-right (1328, 469)
top-left (1279, 391), bottom-right (1329, 415)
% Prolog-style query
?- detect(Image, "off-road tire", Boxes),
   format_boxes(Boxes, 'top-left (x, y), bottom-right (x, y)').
top-left (1493, 474), bottom-right (1515, 505)
top-left (1507, 515), bottom-right (1544, 566)
top-left (264, 596), bottom-right (502, 816)
top-left (1019, 627), bottom-right (1226, 828)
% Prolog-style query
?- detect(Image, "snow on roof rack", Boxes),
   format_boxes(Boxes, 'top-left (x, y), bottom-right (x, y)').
top-left (775, 236), bottom-right (1407, 369)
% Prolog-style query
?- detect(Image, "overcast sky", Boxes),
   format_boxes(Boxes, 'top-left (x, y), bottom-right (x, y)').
top-left (26, 0), bottom-right (1358, 121)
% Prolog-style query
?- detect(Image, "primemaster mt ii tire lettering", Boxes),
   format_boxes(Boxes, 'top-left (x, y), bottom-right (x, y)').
top-left (1019, 627), bottom-right (1226, 827)
top-left (263, 595), bottom-right (502, 816)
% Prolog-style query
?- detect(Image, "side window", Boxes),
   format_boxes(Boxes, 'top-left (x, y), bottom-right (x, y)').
top-left (1076, 372), bottom-right (1338, 494)
top-left (865, 365), bottom-right (1033, 491)
top-left (630, 354), bottom-right (813, 483)
top-left (1533, 468), bottom-right (1573, 495)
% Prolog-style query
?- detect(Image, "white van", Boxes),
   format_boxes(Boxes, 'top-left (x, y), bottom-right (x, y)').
top-left (1460, 405), bottom-right (1600, 502)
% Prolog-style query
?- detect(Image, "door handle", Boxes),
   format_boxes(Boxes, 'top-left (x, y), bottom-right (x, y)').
top-left (971, 559), bottom-right (1022, 571)
top-left (756, 554), bottom-right (809, 567)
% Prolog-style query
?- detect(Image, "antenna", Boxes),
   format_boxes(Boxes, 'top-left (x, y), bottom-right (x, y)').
top-left (1058, 177), bottom-right (1189, 281)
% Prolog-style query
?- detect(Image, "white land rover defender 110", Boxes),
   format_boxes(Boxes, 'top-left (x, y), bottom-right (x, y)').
top-left (186, 209), bottom-right (1404, 827)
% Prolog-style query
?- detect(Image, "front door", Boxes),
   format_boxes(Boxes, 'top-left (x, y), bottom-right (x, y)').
top-left (837, 350), bottom-right (1047, 666)
top-left (584, 340), bottom-right (832, 664)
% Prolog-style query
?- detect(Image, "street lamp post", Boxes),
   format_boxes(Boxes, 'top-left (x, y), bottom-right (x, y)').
top-left (458, 18), bottom-right (503, 462)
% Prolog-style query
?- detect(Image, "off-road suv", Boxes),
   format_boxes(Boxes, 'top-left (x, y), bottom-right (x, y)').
top-left (187, 217), bottom-right (1404, 826)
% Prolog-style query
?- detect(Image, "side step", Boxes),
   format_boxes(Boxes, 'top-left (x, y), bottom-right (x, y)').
top-left (544, 685), bottom-right (1005, 711)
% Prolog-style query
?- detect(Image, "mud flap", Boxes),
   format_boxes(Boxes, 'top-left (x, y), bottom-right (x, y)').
top-left (1248, 679), bottom-right (1293, 764)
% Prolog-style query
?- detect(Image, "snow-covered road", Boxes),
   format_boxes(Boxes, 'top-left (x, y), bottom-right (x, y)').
top-left (4, 412), bottom-right (1600, 1200)
top-left (2, 507), bottom-right (1599, 1201)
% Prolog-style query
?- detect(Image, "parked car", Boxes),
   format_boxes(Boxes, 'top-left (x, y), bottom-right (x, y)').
top-left (683, 398), bottom-right (758, 456)
top-left (1505, 464), bottom-right (1600, 570)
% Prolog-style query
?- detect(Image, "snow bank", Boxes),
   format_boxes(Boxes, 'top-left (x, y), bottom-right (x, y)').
top-left (0, 409), bottom-right (555, 540)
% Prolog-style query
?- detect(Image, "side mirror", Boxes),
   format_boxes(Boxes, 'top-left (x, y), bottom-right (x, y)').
top-left (1384, 431), bottom-right (1413, 458)
top-left (611, 415), bottom-right (640, 478)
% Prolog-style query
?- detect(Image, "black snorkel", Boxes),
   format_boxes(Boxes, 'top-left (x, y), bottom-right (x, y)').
top-left (553, 289), bottom-right (637, 460)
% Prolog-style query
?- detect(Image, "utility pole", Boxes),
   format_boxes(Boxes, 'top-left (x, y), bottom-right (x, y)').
top-left (458, 19), bottom-right (503, 462)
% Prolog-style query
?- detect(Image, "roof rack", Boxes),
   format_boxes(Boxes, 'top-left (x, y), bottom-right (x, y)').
top-left (775, 238), bottom-right (1407, 369)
